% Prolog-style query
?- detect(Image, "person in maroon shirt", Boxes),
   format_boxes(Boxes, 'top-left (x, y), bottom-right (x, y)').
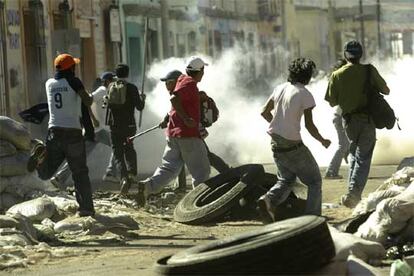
top-left (136, 57), bottom-right (211, 206)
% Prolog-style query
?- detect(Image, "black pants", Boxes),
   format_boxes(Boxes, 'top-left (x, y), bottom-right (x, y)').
top-left (110, 126), bottom-right (137, 179)
top-left (37, 127), bottom-right (94, 213)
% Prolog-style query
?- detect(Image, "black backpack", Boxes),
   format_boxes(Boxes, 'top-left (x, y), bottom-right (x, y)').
top-left (364, 65), bottom-right (396, 130)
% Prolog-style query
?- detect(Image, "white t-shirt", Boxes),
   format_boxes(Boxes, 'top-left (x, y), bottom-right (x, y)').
top-left (46, 78), bottom-right (81, 129)
top-left (91, 86), bottom-right (108, 131)
top-left (267, 82), bottom-right (316, 141)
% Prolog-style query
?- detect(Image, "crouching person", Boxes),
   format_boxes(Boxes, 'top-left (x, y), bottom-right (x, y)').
top-left (27, 53), bottom-right (95, 217)
top-left (136, 57), bottom-right (211, 206)
top-left (258, 58), bottom-right (331, 221)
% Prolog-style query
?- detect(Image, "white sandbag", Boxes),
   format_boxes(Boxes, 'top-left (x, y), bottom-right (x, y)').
top-left (0, 151), bottom-right (30, 176)
top-left (0, 140), bottom-right (17, 157)
top-left (0, 193), bottom-right (24, 211)
top-left (2, 174), bottom-right (57, 198)
top-left (33, 224), bottom-right (56, 242)
top-left (94, 213), bottom-right (139, 230)
top-left (0, 116), bottom-right (31, 151)
top-left (41, 218), bottom-right (55, 229)
top-left (355, 197), bottom-right (414, 244)
top-left (329, 226), bottom-right (386, 263)
top-left (7, 213), bottom-right (38, 241)
top-left (395, 218), bottom-right (414, 244)
top-left (378, 166), bottom-right (414, 191)
top-left (346, 254), bottom-right (383, 276)
top-left (352, 187), bottom-right (404, 216)
top-left (7, 197), bottom-right (57, 222)
top-left (54, 216), bottom-right (96, 234)
top-left (0, 233), bottom-right (31, 247)
top-left (47, 195), bottom-right (78, 214)
top-left (0, 215), bottom-right (20, 229)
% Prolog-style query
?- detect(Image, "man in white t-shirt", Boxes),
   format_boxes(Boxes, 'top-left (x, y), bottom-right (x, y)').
top-left (259, 58), bottom-right (331, 221)
top-left (50, 72), bottom-right (118, 188)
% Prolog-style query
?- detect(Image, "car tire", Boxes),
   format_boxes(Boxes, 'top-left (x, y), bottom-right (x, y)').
top-left (173, 164), bottom-right (265, 225)
top-left (154, 216), bottom-right (335, 275)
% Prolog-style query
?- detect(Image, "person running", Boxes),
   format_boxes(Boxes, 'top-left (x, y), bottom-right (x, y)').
top-left (50, 72), bottom-right (118, 188)
top-left (325, 40), bottom-right (390, 208)
top-left (158, 73), bottom-right (231, 192)
top-left (27, 53), bottom-right (95, 217)
top-left (107, 64), bottom-right (145, 195)
top-left (258, 58), bottom-right (331, 222)
top-left (325, 59), bottom-right (350, 179)
top-left (136, 57), bottom-right (211, 206)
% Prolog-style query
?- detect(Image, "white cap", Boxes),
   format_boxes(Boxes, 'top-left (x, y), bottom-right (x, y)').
top-left (186, 56), bottom-right (208, 71)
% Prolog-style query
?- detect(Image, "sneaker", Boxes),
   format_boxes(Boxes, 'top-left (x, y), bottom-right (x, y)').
top-left (340, 193), bottom-right (361, 208)
top-left (27, 141), bottom-right (46, 172)
top-left (50, 176), bottom-right (62, 189)
top-left (136, 180), bottom-right (149, 207)
top-left (256, 195), bottom-right (276, 224)
top-left (324, 174), bottom-right (343, 180)
top-left (120, 178), bottom-right (132, 195)
top-left (103, 174), bottom-right (120, 183)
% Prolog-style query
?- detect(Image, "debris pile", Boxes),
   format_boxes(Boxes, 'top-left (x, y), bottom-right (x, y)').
top-left (0, 116), bottom-right (56, 211)
top-left (0, 117), bottom-right (142, 270)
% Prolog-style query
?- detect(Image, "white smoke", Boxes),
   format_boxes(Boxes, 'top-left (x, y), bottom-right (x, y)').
top-left (129, 50), bottom-right (414, 175)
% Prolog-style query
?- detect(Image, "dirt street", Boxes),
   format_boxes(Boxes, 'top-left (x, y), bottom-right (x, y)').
top-left (6, 164), bottom-right (396, 276)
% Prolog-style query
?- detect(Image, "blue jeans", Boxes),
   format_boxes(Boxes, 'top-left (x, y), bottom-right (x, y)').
top-left (148, 137), bottom-right (210, 195)
top-left (267, 143), bottom-right (322, 216)
top-left (326, 114), bottom-right (350, 176)
top-left (344, 114), bottom-right (376, 197)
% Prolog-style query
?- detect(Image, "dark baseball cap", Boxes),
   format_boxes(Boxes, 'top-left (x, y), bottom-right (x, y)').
top-left (160, 70), bottom-right (182, 81)
top-left (344, 40), bottom-right (363, 59)
top-left (100, 71), bottom-right (115, 80)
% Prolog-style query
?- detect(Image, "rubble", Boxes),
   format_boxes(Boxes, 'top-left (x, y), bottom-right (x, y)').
top-left (0, 116), bottom-right (142, 271)
top-left (355, 177), bottom-right (414, 245)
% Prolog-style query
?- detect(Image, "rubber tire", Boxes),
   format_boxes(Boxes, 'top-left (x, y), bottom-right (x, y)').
top-left (154, 216), bottom-right (335, 275)
top-left (174, 164), bottom-right (265, 225)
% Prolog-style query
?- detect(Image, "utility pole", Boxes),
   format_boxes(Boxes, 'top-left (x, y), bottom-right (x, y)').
top-left (359, 0), bottom-right (365, 50)
top-left (376, 0), bottom-right (381, 51)
top-left (160, 0), bottom-right (170, 58)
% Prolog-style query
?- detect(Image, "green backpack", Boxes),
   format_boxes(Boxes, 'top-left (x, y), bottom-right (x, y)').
top-left (106, 79), bottom-right (127, 108)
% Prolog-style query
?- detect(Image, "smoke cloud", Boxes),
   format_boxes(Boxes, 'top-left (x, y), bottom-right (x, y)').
top-left (87, 48), bottom-right (413, 180)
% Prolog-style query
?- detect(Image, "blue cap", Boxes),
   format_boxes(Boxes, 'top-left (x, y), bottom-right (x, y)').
top-left (160, 70), bottom-right (182, 81)
top-left (344, 40), bottom-right (363, 59)
top-left (100, 71), bottom-right (115, 80)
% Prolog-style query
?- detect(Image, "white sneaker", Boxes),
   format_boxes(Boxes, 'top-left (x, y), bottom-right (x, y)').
top-left (50, 176), bottom-right (62, 188)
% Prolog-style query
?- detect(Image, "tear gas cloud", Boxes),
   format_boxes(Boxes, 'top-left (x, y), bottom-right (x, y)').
top-left (89, 48), bottom-right (414, 178)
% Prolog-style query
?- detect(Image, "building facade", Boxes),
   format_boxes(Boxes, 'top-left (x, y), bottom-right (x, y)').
top-left (1, 0), bottom-right (413, 128)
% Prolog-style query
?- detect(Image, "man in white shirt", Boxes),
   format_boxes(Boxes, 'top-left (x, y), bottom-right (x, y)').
top-left (27, 53), bottom-right (95, 217)
top-left (259, 58), bottom-right (331, 221)
top-left (50, 72), bottom-right (118, 188)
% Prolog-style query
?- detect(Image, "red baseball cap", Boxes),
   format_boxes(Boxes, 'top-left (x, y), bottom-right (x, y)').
top-left (54, 53), bottom-right (80, 71)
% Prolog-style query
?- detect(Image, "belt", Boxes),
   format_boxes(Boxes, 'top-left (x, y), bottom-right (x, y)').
top-left (273, 142), bottom-right (304, 153)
